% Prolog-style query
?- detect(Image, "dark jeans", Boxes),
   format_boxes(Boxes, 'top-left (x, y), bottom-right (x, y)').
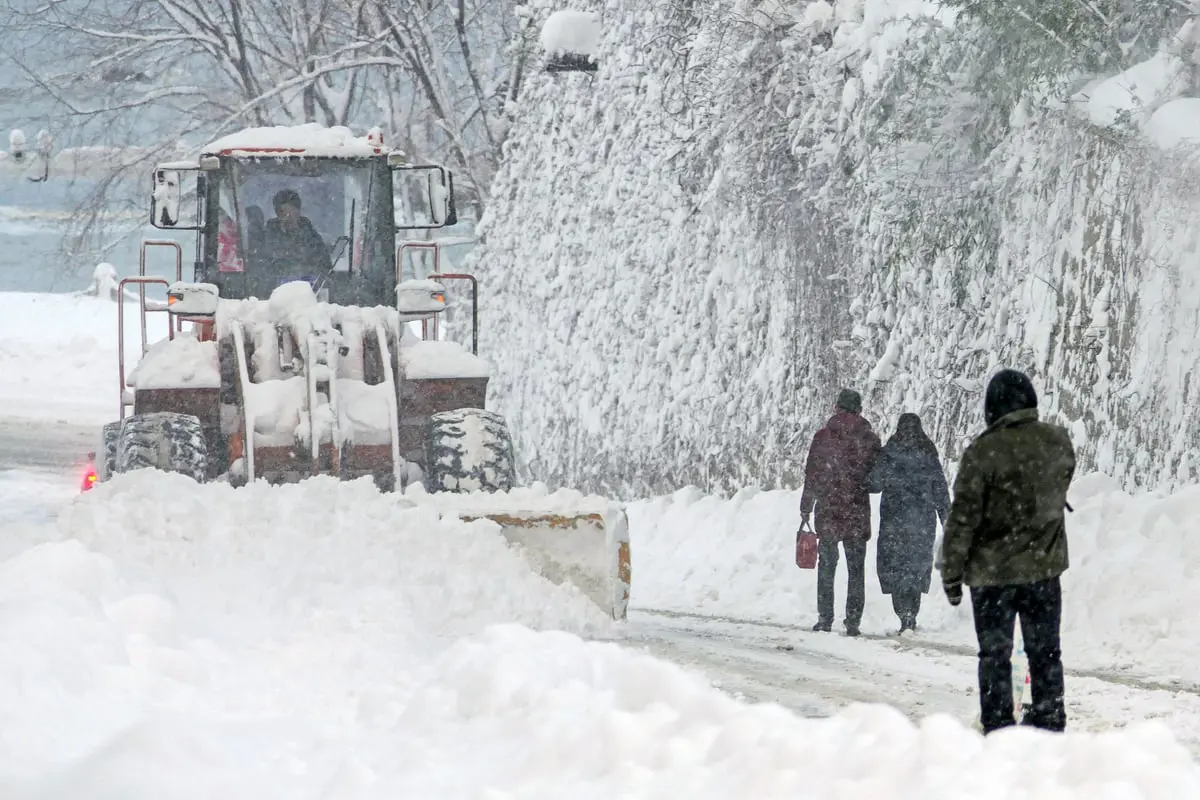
top-left (970, 577), bottom-right (1066, 734)
top-left (817, 537), bottom-right (866, 628)
top-left (891, 588), bottom-right (921, 627)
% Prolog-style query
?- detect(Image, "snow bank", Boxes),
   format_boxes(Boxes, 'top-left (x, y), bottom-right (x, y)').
top-left (381, 624), bottom-right (1200, 798)
top-left (628, 475), bottom-right (1200, 683)
top-left (63, 472), bottom-right (612, 643)
top-left (3, 547), bottom-right (1194, 798)
top-left (3, 471), bottom-right (1200, 792)
top-left (0, 471), bottom-right (610, 792)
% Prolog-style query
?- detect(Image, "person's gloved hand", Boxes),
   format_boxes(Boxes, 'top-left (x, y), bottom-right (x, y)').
top-left (944, 579), bottom-right (963, 607)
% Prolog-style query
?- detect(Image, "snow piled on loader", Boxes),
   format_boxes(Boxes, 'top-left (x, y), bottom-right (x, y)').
top-left (203, 123), bottom-right (389, 158)
top-left (1, 470), bottom-right (1200, 796)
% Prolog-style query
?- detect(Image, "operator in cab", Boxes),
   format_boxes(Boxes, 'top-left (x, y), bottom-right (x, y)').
top-left (263, 188), bottom-right (332, 280)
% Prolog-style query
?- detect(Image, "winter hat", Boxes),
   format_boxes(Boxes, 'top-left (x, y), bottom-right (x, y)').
top-left (984, 369), bottom-right (1037, 426)
top-left (835, 388), bottom-right (862, 414)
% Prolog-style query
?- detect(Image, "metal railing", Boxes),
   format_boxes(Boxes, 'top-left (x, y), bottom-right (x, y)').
top-left (117, 276), bottom-right (173, 420)
top-left (117, 238), bottom-right (186, 418)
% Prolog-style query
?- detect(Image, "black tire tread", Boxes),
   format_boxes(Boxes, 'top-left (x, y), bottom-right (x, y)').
top-left (115, 412), bottom-right (209, 482)
top-left (424, 408), bottom-right (515, 493)
top-left (98, 421), bottom-right (122, 481)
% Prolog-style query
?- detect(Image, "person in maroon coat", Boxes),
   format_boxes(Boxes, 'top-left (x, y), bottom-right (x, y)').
top-left (800, 388), bottom-right (882, 636)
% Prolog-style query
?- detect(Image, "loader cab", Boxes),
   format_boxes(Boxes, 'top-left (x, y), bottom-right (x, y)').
top-left (148, 128), bottom-right (456, 309)
top-left (199, 154), bottom-right (398, 306)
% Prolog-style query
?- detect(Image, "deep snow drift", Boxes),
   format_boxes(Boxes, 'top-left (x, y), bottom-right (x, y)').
top-left (2, 469), bottom-right (1200, 796)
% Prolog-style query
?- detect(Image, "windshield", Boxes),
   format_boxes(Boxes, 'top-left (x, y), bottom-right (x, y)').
top-left (232, 158), bottom-right (369, 248)
top-left (207, 156), bottom-right (394, 304)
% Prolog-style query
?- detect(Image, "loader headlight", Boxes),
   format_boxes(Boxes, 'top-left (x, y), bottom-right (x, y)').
top-left (396, 279), bottom-right (448, 317)
top-left (165, 282), bottom-right (219, 316)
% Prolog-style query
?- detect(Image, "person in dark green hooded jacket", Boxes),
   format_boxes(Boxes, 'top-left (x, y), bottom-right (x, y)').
top-left (940, 368), bottom-right (1075, 735)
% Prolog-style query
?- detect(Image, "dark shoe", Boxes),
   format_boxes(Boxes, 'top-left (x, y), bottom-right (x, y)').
top-left (812, 620), bottom-right (832, 632)
top-left (981, 719), bottom-right (1017, 736)
top-left (844, 624), bottom-right (860, 637)
top-left (1019, 713), bottom-right (1065, 733)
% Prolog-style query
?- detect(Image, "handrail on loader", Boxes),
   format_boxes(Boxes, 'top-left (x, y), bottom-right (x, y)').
top-left (117, 276), bottom-right (173, 420)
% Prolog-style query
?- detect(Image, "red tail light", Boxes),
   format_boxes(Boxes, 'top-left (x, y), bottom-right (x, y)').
top-left (81, 467), bottom-right (98, 492)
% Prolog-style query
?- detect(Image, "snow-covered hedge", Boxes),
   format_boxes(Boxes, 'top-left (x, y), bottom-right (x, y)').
top-left (467, 0), bottom-right (1200, 497)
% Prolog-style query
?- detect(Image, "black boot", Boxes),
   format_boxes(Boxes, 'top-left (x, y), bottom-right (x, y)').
top-left (812, 620), bottom-right (832, 632)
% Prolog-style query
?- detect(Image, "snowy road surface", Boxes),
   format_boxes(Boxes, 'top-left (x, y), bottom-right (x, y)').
top-left (617, 610), bottom-right (1200, 754)
top-left (0, 417), bottom-right (96, 473)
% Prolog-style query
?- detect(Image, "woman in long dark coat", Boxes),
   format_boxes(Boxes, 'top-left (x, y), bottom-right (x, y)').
top-left (866, 413), bottom-right (950, 634)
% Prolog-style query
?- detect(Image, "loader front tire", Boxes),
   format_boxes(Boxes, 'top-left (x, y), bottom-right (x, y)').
top-left (115, 412), bottom-right (209, 483)
top-left (424, 408), bottom-right (516, 493)
top-left (97, 421), bottom-right (122, 481)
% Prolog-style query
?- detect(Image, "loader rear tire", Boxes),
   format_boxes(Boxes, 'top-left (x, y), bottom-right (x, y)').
top-left (424, 408), bottom-right (516, 493)
top-left (115, 412), bottom-right (209, 483)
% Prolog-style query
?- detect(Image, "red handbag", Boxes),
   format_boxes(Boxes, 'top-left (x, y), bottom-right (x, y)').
top-left (795, 521), bottom-right (819, 570)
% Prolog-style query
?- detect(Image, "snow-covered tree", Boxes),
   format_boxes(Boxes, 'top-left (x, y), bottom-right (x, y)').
top-left (468, 0), bottom-right (1200, 497)
top-left (0, 0), bottom-right (532, 258)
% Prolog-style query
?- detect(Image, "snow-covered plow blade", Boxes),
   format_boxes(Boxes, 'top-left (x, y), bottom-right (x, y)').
top-left (451, 503), bottom-right (631, 621)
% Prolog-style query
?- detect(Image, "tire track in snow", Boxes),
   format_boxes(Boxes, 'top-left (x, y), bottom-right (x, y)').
top-left (608, 611), bottom-right (978, 725)
top-left (619, 609), bottom-right (1200, 754)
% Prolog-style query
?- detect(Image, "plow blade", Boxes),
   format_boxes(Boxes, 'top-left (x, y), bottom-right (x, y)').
top-left (458, 506), bottom-right (631, 621)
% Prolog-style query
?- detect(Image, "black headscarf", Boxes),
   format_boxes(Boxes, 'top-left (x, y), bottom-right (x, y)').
top-left (984, 369), bottom-right (1038, 427)
top-left (889, 412), bottom-right (939, 459)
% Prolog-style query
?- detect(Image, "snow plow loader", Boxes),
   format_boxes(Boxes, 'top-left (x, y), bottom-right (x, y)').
top-left (82, 124), bottom-right (630, 620)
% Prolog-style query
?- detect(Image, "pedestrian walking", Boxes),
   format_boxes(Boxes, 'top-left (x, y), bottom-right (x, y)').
top-left (800, 388), bottom-right (882, 636)
top-left (940, 369), bottom-right (1076, 734)
top-left (866, 412), bottom-right (949, 635)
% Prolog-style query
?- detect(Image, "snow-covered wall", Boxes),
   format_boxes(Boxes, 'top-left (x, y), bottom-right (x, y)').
top-left (469, 0), bottom-right (1200, 497)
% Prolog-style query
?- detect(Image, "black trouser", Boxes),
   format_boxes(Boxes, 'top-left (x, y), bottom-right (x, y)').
top-left (891, 588), bottom-right (921, 626)
top-left (817, 537), bottom-right (866, 627)
top-left (970, 577), bottom-right (1066, 734)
